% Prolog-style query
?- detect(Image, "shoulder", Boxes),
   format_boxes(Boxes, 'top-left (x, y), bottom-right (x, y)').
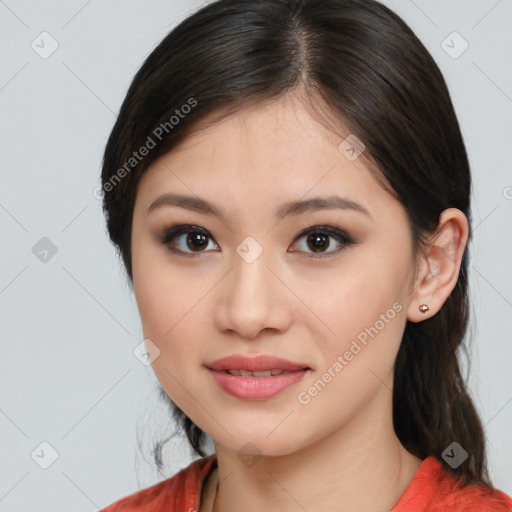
top-left (99, 454), bottom-right (217, 512)
top-left (392, 456), bottom-right (512, 512)
top-left (434, 463), bottom-right (512, 512)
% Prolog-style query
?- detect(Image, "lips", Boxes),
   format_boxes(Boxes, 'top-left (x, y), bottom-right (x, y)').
top-left (205, 354), bottom-right (312, 399)
top-left (205, 354), bottom-right (311, 373)
top-left (224, 369), bottom-right (291, 377)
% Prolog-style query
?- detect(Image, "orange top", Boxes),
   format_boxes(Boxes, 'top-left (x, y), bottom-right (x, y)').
top-left (99, 454), bottom-right (512, 511)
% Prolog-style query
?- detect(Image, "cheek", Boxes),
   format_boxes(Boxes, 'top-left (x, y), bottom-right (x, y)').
top-left (134, 267), bottom-right (200, 346)
top-left (310, 256), bottom-right (407, 335)
top-left (132, 261), bottom-right (209, 410)
top-left (132, 250), bottom-right (217, 395)
top-left (132, 231), bottom-right (199, 338)
top-left (302, 251), bottom-right (410, 386)
top-left (295, 272), bottom-right (407, 426)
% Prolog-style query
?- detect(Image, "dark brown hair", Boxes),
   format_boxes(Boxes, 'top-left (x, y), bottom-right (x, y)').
top-left (101, 0), bottom-right (494, 488)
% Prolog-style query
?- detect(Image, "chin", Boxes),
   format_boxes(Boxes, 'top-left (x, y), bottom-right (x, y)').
top-left (210, 424), bottom-right (308, 459)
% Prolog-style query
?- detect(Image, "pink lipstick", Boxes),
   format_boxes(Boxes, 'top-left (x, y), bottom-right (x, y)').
top-left (205, 354), bottom-right (311, 400)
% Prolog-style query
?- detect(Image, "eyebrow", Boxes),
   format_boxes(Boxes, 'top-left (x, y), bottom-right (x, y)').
top-left (147, 193), bottom-right (371, 219)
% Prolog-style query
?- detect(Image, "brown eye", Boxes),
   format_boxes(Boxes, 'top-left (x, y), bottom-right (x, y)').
top-left (161, 225), bottom-right (218, 256)
top-left (186, 232), bottom-right (209, 251)
top-left (306, 233), bottom-right (330, 252)
top-left (290, 225), bottom-right (355, 258)
top-left (160, 223), bottom-right (355, 259)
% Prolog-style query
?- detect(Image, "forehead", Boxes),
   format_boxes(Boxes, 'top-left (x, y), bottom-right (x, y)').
top-left (134, 94), bottom-right (400, 225)
top-left (141, 96), bottom-right (367, 183)
top-left (170, 92), bottom-right (355, 158)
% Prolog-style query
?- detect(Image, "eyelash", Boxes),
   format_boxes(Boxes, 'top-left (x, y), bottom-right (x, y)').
top-left (159, 224), bottom-right (355, 259)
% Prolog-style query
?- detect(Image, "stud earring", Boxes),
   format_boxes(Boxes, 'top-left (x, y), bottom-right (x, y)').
top-left (419, 304), bottom-right (429, 313)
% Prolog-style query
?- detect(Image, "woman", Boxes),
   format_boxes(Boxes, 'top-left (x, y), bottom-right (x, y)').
top-left (98, 0), bottom-right (512, 510)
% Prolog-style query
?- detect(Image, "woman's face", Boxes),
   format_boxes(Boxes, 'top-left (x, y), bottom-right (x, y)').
top-left (131, 94), bottom-right (418, 456)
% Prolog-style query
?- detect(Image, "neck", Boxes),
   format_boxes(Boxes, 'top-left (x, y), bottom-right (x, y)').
top-left (210, 380), bottom-right (422, 512)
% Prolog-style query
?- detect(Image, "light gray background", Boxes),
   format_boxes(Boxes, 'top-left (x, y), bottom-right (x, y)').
top-left (0, 1), bottom-right (511, 510)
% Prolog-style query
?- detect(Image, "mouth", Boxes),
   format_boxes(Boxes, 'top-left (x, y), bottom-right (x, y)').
top-left (204, 354), bottom-right (312, 399)
top-left (217, 368), bottom-right (309, 377)
top-left (205, 353), bottom-right (312, 373)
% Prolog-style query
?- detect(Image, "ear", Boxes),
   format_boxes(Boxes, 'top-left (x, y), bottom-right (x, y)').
top-left (407, 208), bottom-right (469, 323)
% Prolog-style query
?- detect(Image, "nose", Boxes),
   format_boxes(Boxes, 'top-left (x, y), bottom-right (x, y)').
top-left (213, 247), bottom-right (294, 340)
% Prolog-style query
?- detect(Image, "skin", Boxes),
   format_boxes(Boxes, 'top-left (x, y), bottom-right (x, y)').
top-left (131, 92), bottom-right (469, 512)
